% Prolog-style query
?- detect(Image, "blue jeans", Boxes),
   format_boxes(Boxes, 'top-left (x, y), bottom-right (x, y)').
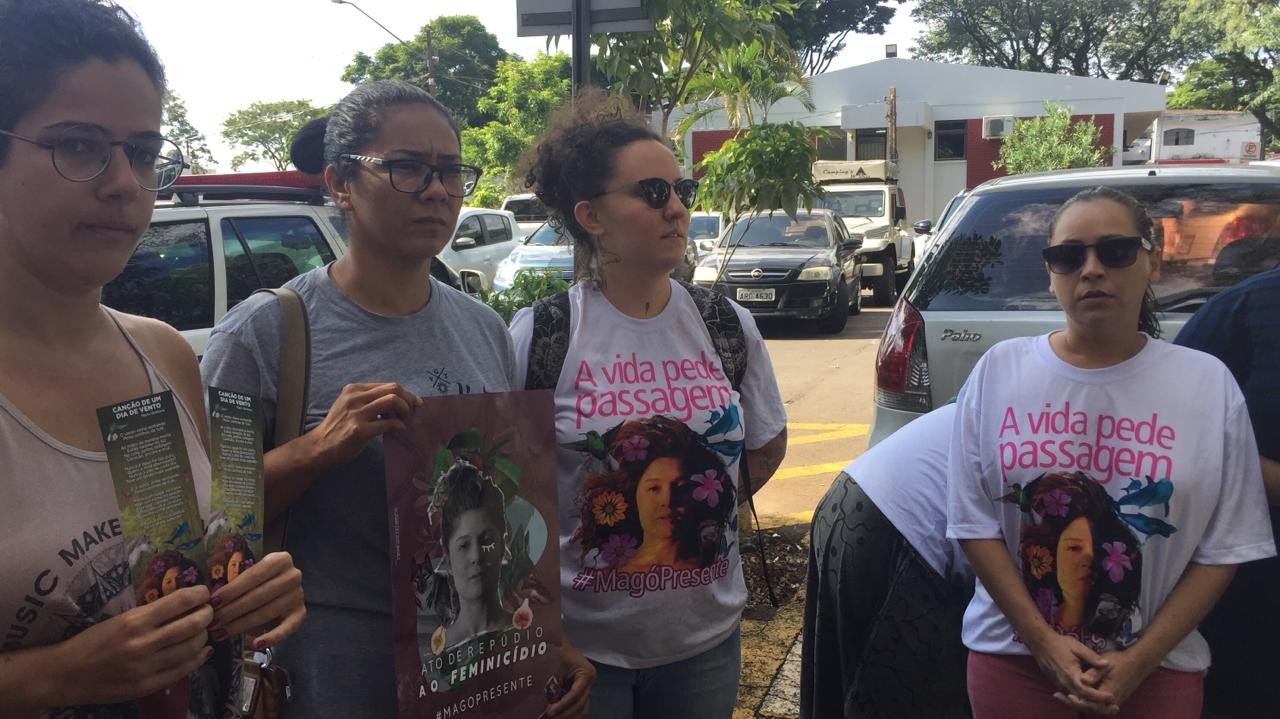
top-left (587, 627), bottom-right (742, 719)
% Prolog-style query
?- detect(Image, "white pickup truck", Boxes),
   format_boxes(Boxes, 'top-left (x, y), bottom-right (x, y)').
top-left (813, 160), bottom-right (915, 306)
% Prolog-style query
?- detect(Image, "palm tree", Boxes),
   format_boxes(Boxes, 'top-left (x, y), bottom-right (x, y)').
top-left (676, 40), bottom-right (816, 138)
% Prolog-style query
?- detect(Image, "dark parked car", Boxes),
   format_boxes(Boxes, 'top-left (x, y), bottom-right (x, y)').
top-left (692, 209), bottom-right (863, 333)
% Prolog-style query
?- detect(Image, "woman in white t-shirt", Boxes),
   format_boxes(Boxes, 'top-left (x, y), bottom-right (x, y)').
top-left (509, 91), bottom-right (788, 719)
top-left (948, 187), bottom-right (1275, 718)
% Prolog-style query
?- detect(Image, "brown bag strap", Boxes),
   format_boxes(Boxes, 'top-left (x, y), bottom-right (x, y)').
top-left (252, 288), bottom-right (310, 555)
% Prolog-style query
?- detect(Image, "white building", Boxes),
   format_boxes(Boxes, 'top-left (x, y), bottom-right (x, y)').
top-left (674, 58), bottom-right (1167, 224)
top-left (1148, 109), bottom-right (1262, 164)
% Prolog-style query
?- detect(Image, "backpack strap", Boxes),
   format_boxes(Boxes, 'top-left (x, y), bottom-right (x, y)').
top-left (675, 280), bottom-right (747, 392)
top-left (524, 290), bottom-right (572, 391)
top-left (252, 287), bottom-right (311, 555)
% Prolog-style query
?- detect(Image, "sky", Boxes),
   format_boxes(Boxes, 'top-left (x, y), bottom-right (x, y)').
top-left (118, 0), bottom-right (924, 172)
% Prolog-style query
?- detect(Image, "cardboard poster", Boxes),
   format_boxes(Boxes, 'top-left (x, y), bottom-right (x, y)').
top-left (385, 390), bottom-right (563, 719)
top-left (97, 390), bottom-right (206, 603)
top-left (206, 387), bottom-right (265, 591)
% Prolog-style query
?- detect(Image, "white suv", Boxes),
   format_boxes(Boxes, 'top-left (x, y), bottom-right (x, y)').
top-left (103, 184), bottom-right (462, 357)
top-left (443, 207), bottom-right (520, 291)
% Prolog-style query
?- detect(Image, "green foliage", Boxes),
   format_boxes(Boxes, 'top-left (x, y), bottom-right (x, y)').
top-left (460, 53), bottom-right (572, 183)
top-left (775, 0), bottom-right (898, 76)
top-left (341, 16), bottom-right (507, 128)
top-left (593, 0), bottom-right (794, 136)
top-left (163, 93), bottom-right (215, 174)
top-left (1172, 0), bottom-right (1279, 144)
top-left (912, 0), bottom-right (1202, 83)
top-left (678, 41), bottom-right (814, 135)
top-left (221, 99), bottom-right (328, 171)
top-left (474, 270), bottom-right (570, 325)
top-left (468, 178), bottom-right (507, 209)
top-left (696, 122), bottom-right (825, 222)
top-left (993, 102), bottom-right (1111, 175)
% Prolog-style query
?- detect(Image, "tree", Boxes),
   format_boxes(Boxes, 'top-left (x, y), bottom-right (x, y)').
top-left (912, 0), bottom-right (1204, 83)
top-left (993, 102), bottom-right (1112, 175)
top-left (1171, 0), bottom-right (1279, 145)
top-left (162, 93), bottom-right (215, 174)
top-left (461, 53), bottom-right (572, 186)
top-left (775, 0), bottom-right (899, 76)
top-left (221, 100), bottom-right (328, 171)
top-left (697, 122), bottom-right (826, 223)
top-left (342, 15), bottom-right (508, 128)
top-left (593, 0), bottom-right (792, 137)
top-left (677, 41), bottom-right (815, 136)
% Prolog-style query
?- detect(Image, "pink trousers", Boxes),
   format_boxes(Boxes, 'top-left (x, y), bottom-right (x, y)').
top-left (967, 651), bottom-right (1204, 719)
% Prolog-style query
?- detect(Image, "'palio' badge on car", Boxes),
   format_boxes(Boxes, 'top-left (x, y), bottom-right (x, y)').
top-left (940, 329), bottom-right (982, 342)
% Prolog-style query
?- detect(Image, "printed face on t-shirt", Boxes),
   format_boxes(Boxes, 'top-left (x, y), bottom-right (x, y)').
top-left (1056, 516), bottom-right (1095, 603)
top-left (636, 457), bottom-right (683, 542)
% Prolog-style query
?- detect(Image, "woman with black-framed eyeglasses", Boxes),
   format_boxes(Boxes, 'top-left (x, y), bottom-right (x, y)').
top-left (0, 1), bottom-right (306, 716)
top-left (948, 186), bottom-right (1274, 719)
top-left (508, 90), bottom-right (788, 719)
top-left (199, 79), bottom-right (595, 718)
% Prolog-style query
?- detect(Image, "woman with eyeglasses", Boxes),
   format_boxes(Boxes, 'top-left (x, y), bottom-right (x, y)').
top-left (508, 92), bottom-right (788, 718)
top-left (948, 187), bottom-right (1275, 719)
top-left (199, 81), bottom-right (594, 718)
top-left (0, 1), bottom-right (306, 716)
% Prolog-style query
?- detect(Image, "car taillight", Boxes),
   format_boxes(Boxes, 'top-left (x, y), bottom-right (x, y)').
top-left (875, 299), bottom-right (932, 412)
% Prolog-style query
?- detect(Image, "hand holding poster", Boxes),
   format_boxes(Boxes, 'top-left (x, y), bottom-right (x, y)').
top-left (385, 390), bottom-right (562, 719)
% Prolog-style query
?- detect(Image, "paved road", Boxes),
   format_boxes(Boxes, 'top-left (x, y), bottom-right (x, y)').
top-left (751, 306), bottom-right (892, 526)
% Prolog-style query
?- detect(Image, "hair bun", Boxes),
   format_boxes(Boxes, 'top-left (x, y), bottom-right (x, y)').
top-left (290, 116), bottom-right (329, 174)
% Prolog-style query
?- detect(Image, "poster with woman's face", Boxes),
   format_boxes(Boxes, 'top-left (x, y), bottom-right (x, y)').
top-left (385, 390), bottom-right (562, 719)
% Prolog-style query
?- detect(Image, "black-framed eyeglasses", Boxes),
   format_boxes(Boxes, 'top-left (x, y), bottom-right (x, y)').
top-left (1042, 235), bottom-right (1153, 274)
top-left (341, 154), bottom-right (481, 198)
top-left (0, 128), bottom-right (187, 191)
top-left (596, 177), bottom-right (699, 210)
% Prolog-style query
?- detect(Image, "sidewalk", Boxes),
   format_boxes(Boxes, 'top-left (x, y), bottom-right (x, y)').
top-left (734, 513), bottom-right (811, 719)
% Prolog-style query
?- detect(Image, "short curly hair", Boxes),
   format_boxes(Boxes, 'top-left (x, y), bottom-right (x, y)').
top-left (517, 89), bottom-right (665, 285)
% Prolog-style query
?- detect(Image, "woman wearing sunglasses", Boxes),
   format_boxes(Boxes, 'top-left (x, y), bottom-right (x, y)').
top-left (0, 1), bottom-right (307, 715)
top-left (199, 81), bottom-right (593, 718)
top-left (508, 93), bottom-right (788, 718)
top-left (948, 186), bottom-right (1274, 718)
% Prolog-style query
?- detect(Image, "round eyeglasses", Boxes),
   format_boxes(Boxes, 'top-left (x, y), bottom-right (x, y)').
top-left (0, 129), bottom-right (188, 191)
top-left (341, 154), bottom-right (482, 198)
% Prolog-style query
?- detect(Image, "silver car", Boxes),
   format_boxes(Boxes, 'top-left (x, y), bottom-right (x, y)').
top-left (869, 165), bottom-right (1280, 445)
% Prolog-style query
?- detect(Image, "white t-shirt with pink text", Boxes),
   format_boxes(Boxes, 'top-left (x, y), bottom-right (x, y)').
top-left (947, 334), bottom-right (1275, 672)
top-left (510, 281), bottom-right (786, 668)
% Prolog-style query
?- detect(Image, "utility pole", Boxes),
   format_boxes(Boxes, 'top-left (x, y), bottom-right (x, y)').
top-left (425, 26), bottom-right (438, 94)
top-left (571, 0), bottom-right (592, 97)
top-left (887, 86), bottom-right (898, 164)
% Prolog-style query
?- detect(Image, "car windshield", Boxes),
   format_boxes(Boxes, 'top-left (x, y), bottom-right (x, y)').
top-left (505, 198), bottom-right (548, 222)
top-left (814, 190), bottom-right (885, 218)
top-left (690, 215), bottom-right (721, 240)
top-left (523, 222), bottom-right (572, 246)
top-left (908, 182), bottom-right (1280, 312)
top-left (724, 215), bottom-right (832, 248)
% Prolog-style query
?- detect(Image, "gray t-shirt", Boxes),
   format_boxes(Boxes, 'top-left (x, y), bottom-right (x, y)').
top-left (200, 266), bottom-right (515, 718)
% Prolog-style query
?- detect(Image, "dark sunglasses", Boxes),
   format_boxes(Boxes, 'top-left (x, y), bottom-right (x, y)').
top-left (597, 177), bottom-right (699, 210)
top-left (1042, 235), bottom-right (1152, 274)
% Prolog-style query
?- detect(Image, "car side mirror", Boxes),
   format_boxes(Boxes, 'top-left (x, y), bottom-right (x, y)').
top-left (462, 273), bottom-right (484, 293)
top-left (913, 219), bottom-right (934, 235)
top-left (841, 239), bottom-right (863, 252)
top-left (697, 239), bottom-right (717, 254)
top-left (453, 236), bottom-right (477, 249)
top-left (895, 206), bottom-right (907, 222)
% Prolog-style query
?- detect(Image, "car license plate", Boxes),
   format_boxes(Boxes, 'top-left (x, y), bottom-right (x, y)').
top-left (737, 288), bottom-right (775, 302)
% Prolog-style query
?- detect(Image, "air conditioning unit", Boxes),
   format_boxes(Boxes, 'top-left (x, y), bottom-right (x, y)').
top-left (982, 116), bottom-right (1015, 140)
